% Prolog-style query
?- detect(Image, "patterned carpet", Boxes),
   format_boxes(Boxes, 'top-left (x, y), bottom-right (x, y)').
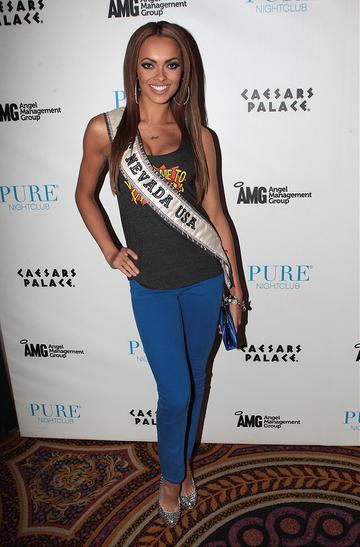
top-left (0, 431), bottom-right (359, 546)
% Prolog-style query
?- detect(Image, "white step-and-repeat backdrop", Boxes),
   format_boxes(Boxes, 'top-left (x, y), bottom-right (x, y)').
top-left (0, 0), bottom-right (359, 445)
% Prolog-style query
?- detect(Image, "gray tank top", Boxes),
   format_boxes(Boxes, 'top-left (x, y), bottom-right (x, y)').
top-left (116, 132), bottom-right (223, 289)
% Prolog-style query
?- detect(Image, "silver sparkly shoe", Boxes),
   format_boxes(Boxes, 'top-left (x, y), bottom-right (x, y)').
top-left (179, 475), bottom-right (197, 510)
top-left (158, 474), bottom-right (181, 528)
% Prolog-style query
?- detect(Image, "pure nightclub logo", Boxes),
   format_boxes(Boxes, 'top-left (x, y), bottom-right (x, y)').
top-left (29, 402), bottom-right (81, 424)
top-left (114, 89), bottom-right (126, 109)
top-left (343, 411), bottom-right (360, 431)
top-left (244, 0), bottom-right (311, 14)
top-left (128, 339), bottom-right (148, 363)
top-left (0, 183), bottom-right (59, 212)
top-left (248, 264), bottom-right (313, 289)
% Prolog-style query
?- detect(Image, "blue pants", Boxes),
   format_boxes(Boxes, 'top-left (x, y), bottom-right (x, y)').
top-left (129, 272), bottom-right (224, 483)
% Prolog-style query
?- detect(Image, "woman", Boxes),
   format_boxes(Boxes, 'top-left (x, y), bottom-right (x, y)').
top-left (75, 21), bottom-right (244, 528)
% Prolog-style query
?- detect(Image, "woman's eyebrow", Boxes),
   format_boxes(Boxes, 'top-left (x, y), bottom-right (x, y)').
top-left (139, 57), bottom-right (180, 63)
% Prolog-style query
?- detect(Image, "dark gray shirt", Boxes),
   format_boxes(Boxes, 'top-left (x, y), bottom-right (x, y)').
top-left (116, 132), bottom-right (223, 289)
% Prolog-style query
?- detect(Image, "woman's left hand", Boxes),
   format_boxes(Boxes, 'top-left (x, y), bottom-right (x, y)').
top-left (229, 287), bottom-right (244, 332)
top-left (217, 288), bottom-right (245, 335)
top-left (229, 302), bottom-right (242, 332)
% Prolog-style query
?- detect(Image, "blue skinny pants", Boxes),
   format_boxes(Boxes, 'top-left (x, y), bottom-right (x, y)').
top-left (129, 272), bottom-right (224, 484)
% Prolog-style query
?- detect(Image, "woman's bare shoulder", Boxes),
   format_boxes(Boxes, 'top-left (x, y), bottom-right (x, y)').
top-left (87, 107), bottom-right (125, 141)
top-left (82, 107), bottom-right (126, 155)
top-left (85, 112), bottom-right (108, 139)
top-left (81, 112), bottom-right (111, 159)
top-left (201, 125), bottom-right (216, 153)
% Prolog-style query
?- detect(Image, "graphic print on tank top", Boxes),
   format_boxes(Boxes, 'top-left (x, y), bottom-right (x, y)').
top-left (122, 162), bottom-right (187, 206)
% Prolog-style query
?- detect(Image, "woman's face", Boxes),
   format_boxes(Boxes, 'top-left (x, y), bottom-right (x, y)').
top-left (137, 35), bottom-right (183, 105)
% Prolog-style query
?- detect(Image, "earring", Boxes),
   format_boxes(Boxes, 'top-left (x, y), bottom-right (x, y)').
top-left (173, 86), bottom-right (190, 106)
top-left (135, 79), bottom-right (139, 104)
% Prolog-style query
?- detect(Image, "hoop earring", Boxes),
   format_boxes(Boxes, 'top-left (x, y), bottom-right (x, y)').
top-left (173, 86), bottom-right (190, 106)
top-left (135, 79), bottom-right (140, 104)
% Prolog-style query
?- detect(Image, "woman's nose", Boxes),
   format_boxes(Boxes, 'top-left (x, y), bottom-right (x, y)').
top-left (156, 65), bottom-right (166, 81)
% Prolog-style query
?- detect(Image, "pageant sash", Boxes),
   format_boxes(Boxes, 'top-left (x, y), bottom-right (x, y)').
top-left (104, 108), bottom-right (233, 289)
top-left (104, 107), bottom-right (124, 141)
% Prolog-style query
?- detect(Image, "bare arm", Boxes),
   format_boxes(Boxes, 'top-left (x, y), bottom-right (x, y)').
top-left (200, 127), bottom-right (244, 326)
top-left (75, 114), bottom-right (140, 278)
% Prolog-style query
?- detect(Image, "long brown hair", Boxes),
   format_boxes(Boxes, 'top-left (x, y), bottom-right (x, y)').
top-left (109, 21), bottom-right (209, 203)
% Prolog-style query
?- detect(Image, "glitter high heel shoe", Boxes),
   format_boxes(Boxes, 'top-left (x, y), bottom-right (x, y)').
top-left (158, 474), bottom-right (181, 528)
top-left (180, 475), bottom-right (197, 510)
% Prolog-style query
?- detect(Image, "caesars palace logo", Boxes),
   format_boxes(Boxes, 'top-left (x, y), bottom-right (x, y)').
top-left (241, 344), bottom-right (302, 364)
top-left (241, 87), bottom-right (314, 113)
top-left (0, 1), bottom-right (45, 26)
top-left (17, 268), bottom-right (77, 288)
top-left (129, 409), bottom-right (156, 425)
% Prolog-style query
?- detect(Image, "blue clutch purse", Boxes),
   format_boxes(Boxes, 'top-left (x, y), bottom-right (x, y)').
top-left (219, 298), bottom-right (238, 351)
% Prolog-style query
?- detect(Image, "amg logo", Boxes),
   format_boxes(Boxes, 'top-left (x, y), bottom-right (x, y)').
top-left (235, 411), bottom-right (263, 428)
top-left (0, 104), bottom-right (19, 122)
top-left (22, 340), bottom-right (49, 357)
top-left (108, 0), bottom-right (139, 17)
top-left (234, 182), bottom-right (267, 204)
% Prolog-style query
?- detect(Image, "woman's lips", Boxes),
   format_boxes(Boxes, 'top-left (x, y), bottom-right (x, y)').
top-left (149, 84), bottom-right (170, 94)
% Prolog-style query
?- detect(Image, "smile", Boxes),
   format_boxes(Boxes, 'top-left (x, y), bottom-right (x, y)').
top-left (149, 84), bottom-right (170, 93)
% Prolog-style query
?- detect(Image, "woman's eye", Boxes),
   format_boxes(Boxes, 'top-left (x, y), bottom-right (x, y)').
top-left (140, 61), bottom-right (180, 70)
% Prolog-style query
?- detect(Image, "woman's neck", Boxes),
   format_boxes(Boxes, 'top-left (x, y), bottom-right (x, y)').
top-left (139, 98), bottom-right (175, 126)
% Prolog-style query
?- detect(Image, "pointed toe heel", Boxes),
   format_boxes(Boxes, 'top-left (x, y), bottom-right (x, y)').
top-left (158, 474), bottom-right (181, 528)
top-left (180, 476), bottom-right (197, 510)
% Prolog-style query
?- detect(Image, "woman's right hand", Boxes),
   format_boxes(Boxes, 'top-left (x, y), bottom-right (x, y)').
top-left (107, 247), bottom-right (140, 278)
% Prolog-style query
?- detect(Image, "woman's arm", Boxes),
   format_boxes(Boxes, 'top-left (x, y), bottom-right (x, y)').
top-left (75, 114), bottom-right (139, 277)
top-left (200, 126), bottom-right (244, 326)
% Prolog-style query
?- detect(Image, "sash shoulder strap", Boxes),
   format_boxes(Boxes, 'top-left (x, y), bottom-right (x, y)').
top-left (104, 107), bottom-right (125, 141)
